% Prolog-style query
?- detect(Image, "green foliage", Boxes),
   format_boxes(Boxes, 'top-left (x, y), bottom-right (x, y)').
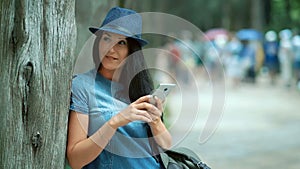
top-left (121, 0), bottom-right (300, 33)
top-left (75, 0), bottom-right (300, 46)
top-left (269, 0), bottom-right (300, 32)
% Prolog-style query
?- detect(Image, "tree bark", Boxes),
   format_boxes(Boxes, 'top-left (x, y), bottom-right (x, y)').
top-left (221, 0), bottom-right (231, 30)
top-left (250, 0), bottom-right (265, 30)
top-left (0, 0), bottom-right (76, 168)
top-left (284, 0), bottom-right (292, 23)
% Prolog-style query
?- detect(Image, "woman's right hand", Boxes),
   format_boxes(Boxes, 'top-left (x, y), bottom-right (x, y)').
top-left (108, 95), bottom-right (155, 128)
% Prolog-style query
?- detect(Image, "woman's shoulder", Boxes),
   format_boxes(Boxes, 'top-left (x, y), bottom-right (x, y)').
top-left (72, 69), bottom-right (96, 83)
top-left (71, 69), bottom-right (97, 90)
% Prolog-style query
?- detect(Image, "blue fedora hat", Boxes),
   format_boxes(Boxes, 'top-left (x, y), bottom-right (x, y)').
top-left (89, 7), bottom-right (148, 46)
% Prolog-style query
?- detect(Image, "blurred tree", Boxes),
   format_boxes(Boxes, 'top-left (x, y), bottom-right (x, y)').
top-left (270, 0), bottom-right (300, 32)
top-left (119, 0), bottom-right (125, 7)
top-left (116, 0), bottom-right (300, 32)
top-left (221, 0), bottom-right (232, 30)
top-left (75, 0), bottom-right (117, 56)
top-left (0, 0), bottom-right (76, 168)
top-left (264, 0), bottom-right (272, 25)
top-left (290, 0), bottom-right (300, 33)
top-left (284, 0), bottom-right (292, 23)
top-left (251, 0), bottom-right (266, 31)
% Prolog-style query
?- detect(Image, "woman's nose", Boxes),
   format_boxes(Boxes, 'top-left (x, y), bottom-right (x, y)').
top-left (107, 44), bottom-right (116, 53)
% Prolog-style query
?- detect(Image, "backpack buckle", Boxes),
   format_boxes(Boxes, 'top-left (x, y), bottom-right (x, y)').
top-left (197, 161), bottom-right (211, 169)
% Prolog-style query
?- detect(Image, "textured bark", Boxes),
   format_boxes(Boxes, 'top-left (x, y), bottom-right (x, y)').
top-left (0, 0), bottom-right (76, 168)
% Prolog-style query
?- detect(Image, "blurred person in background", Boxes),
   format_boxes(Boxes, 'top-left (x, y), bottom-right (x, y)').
top-left (292, 35), bottom-right (300, 90)
top-left (174, 30), bottom-right (195, 85)
top-left (223, 35), bottom-right (243, 87)
top-left (253, 40), bottom-right (265, 77)
top-left (238, 39), bottom-right (256, 83)
top-left (204, 34), bottom-right (228, 81)
top-left (263, 30), bottom-right (280, 85)
top-left (154, 33), bottom-right (181, 83)
top-left (192, 33), bottom-right (206, 81)
top-left (278, 29), bottom-right (294, 88)
top-left (166, 33), bottom-right (182, 81)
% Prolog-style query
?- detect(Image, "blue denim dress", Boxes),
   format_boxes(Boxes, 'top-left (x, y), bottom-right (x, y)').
top-left (70, 69), bottom-right (161, 169)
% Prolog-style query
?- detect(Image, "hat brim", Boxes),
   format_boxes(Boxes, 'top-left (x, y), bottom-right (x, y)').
top-left (89, 27), bottom-right (148, 47)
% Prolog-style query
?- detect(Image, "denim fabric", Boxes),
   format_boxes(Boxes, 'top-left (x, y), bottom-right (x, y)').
top-left (70, 69), bottom-right (161, 169)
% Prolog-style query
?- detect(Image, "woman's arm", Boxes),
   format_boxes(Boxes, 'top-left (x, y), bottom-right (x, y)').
top-left (149, 119), bottom-right (172, 149)
top-left (67, 111), bottom-right (117, 169)
top-left (67, 95), bottom-right (155, 169)
top-left (147, 96), bottom-right (172, 149)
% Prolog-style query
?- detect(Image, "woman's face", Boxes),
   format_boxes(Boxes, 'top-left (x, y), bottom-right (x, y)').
top-left (99, 31), bottom-right (129, 72)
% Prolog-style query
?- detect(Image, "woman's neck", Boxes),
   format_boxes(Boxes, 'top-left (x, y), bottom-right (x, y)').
top-left (98, 67), bottom-right (114, 80)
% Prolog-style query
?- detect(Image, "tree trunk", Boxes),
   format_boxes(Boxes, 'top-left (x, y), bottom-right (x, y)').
top-left (250, 0), bottom-right (265, 30)
top-left (284, 0), bottom-right (292, 23)
top-left (221, 0), bottom-right (231, 30)
top-left (0, 0), bottom-right (76, 168)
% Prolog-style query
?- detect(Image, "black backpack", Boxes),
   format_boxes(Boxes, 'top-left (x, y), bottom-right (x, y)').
top-left (147, 125), bottom-right (211, 169)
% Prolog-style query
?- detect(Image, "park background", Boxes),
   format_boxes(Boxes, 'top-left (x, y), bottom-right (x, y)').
top-left (1, 0), bottom-right (300, 168)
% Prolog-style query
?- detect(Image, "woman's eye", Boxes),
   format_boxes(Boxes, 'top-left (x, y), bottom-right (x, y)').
top-left (103, 36), bottom-right (111, 42)
top-left (118, 40), bottom-right (127, 45)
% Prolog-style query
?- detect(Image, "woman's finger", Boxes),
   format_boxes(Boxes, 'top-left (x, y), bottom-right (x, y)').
top-left (154, 96), bottom-right (163, 112)
top-left (134, 110), bottom-right (152, 122)
top-left (134, 102), bottom-right (156, 111)
top-left (134, 95), bottom-right (152, 104)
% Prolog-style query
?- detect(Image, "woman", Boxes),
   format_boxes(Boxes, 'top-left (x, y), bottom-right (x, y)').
top-left (67, 7), bottom-right (172, 169)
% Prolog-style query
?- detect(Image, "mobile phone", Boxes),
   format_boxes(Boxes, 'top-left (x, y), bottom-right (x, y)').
top-left (149, 83), bottom-right (176, 104)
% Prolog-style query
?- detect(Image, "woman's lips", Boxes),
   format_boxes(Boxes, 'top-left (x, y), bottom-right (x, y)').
top-left (106, 55), bottom-right (118, 60)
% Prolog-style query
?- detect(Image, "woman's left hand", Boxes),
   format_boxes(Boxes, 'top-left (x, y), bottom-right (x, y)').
top-left (146, 95), bottom-right (172, 149)
top-left (147, 95), bottom-right (163, 125)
